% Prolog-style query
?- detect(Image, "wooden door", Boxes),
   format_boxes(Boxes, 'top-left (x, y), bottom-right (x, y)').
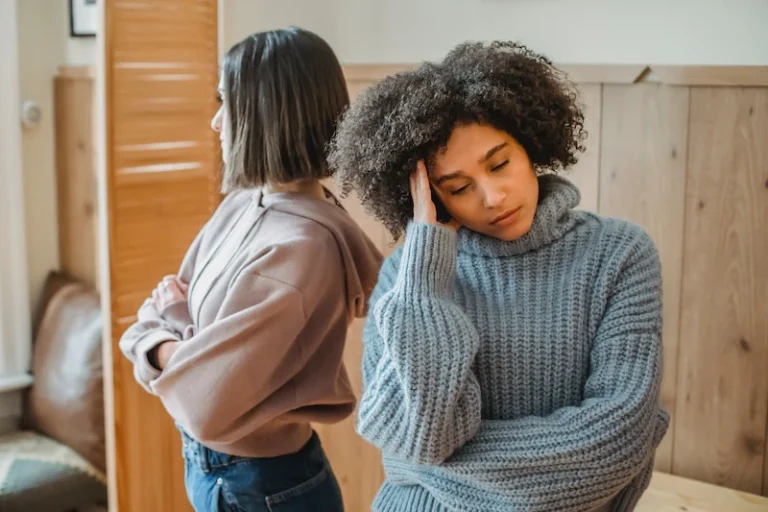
top-left (104, 1), bottom-right (220, 510)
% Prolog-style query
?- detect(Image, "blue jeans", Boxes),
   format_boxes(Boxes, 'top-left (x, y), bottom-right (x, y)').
top-left (179, 428), bottom-right (344, 512)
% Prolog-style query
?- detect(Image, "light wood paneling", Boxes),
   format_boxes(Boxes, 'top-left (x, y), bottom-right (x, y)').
top-left (314, 76), bottom-right (395, 508)
top-left (314, 317), bottom-right (386, 512)
top-left (560, 64), bottom-right (649, 84)
top-left (637, 471), bottom-right (768, 511)
top-left (320, 174), bottom-right (389, 509)
top-left (105, 0), bottom-right (220, 510)
top-left (599, 84), bottom-right (690, 472)
top-left (566, 84), bottom-right (602, 212)
top-left (673, 88), bottom-right (768, 494)
top-left (648, 66), bottom-right (768, 87)
top-left (343, 64), bottom-right (768, 87)
top-left (55, 71), bottom-right (98, 288)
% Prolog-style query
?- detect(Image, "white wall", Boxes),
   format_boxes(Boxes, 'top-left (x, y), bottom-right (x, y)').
top-left (1, 0), bottom-right (33, 434)
top-left (224, 0), bottom-right (768, 65)
top-left (67, 37), bottom-right (97, 67)
top-left (17, 0), bottom-right (65, 310)
top-left (16, 0), bottom-right (97, 311)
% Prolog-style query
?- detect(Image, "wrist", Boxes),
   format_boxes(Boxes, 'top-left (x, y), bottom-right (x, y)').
top-left (150, 340), bottom-right (179, 370)
top-left (398, 223), bottom-right (457, 297)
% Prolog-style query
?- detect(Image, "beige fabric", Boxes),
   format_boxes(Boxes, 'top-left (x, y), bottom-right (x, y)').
top-left (120, 188), bottom-right (382, 457)
top-left (24, 273), bottom-right (105, 472)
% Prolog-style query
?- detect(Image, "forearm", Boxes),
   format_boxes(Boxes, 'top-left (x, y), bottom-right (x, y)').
top-left (118, 303), bottom-right (182, 392)
top-left (358, 223), bottom-right (482, 463)
top-left (384, 409), bottom-right (667, 512)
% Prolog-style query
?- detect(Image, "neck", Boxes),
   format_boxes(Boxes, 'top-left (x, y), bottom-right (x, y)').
top-left (263, 179), bottom-right (326, 200)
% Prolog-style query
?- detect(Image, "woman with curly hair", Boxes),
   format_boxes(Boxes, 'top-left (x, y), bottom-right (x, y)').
top-left (329, 41), bottom-right (668, 512)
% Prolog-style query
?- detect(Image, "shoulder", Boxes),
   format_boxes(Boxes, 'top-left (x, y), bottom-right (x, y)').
top-left (573, 212), bottom-right (659, 265)
top-left (187, 190), bottom-right (254, 259)
top-left (265, 208), bottom-right (340, 249)
top-left (250, 210), bottom-right (343, 287)
top-left (572, 213), bottom-right (661, 302)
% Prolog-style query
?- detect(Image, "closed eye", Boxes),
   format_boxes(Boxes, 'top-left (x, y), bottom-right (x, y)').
top-left (451, 185), bottom-right (470, 196)
top-left (491, 160), bottom-right (509, 172)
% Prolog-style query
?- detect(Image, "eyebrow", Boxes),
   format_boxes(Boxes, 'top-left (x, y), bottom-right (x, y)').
top-left (481, 142), bottom-right (508, 163)
top-left (433, 142), bottom-right (509, 185)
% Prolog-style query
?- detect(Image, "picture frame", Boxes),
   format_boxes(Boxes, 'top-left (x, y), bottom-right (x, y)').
top-left (69, 0), bottom-right (97, 38)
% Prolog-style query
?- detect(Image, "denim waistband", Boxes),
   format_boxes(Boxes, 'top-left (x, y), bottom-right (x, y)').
top-left (178, 424), bottom-right (324, 474)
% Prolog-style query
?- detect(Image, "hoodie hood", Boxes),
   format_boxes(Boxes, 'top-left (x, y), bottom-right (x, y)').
top-left (261, 188), bottom-right (383, 319)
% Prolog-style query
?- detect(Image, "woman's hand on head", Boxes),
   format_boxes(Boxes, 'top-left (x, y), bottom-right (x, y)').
top-left (410, 160), bottom-right (460, 231)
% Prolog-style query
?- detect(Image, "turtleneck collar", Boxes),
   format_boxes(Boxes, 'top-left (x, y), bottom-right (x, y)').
top-left (457, 174), bottom-right (581, 258)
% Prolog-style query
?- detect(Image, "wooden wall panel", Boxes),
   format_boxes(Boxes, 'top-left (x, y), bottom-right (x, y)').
top-left (105, 0), bottom-right (220, 510)
top-left (315, 74), bottom-right (389, 509)
top-left (673, 88), bottom-right (768, 494)
top-left (566, 84), bottom-right (602, 212)
top-left (313, 316), bottom-right (385, 512)
top-left (55, 71), bottom-right (98, 289)
top-left (599, 84), bottom-right (690, 472)
top-left (316, 183), bottom-right (388, 510)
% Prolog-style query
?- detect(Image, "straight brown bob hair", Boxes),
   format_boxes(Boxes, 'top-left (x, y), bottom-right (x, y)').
top-left (221, 27), bottom-right (350, 192)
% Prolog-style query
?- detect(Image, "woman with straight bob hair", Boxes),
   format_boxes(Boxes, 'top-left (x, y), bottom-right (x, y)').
top-left (120, 27), bottom-right (382, 512)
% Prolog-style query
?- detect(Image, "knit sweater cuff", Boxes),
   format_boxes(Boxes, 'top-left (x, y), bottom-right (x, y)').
top-left (397, 223), bottom-right (457, 297)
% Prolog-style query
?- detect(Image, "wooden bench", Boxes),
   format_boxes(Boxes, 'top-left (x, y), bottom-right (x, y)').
top-left (637, 472), bottom-right (768, 511)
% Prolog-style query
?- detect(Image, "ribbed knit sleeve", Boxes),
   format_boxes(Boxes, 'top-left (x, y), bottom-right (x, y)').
top-left (383, 230), bottom-right (668, 511)
top-left (357, 223), bottom-right (483, 464)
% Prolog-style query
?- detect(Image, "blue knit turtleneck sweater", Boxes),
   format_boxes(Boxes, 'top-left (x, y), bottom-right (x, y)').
top-left (357, 175), bottom-right (669, 512)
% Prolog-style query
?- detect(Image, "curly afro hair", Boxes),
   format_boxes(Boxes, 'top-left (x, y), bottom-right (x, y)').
top-left (328, 41), bottom-right (587, 240)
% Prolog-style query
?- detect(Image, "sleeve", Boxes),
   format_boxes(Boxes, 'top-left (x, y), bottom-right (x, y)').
top-left (383, 231), bottom-right (669, 512)
top-left (147, 236), bottom-right (344, 446)
top-left (118, 226), bottom-right (204, 392)
top-left (357, 223), bottom-right (483, 465)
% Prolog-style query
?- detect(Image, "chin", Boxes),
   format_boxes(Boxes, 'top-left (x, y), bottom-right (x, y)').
top-left (490, 215), bottom-right (535, 241)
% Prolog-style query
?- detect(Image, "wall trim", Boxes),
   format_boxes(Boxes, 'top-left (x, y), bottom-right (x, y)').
top-left (57, 64), bottom-right (95, 79)
top-left (342, 64), bottom-right (768, 87)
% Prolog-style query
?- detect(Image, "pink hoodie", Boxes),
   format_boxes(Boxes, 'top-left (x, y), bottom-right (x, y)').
top-left (119, 188), bottom-right (383, 457)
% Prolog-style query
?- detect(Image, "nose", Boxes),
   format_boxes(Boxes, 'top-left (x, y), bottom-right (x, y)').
top-left (482, 185), bottom-right (506, 209)
top-left (211, 106), bottom-right (223, 133)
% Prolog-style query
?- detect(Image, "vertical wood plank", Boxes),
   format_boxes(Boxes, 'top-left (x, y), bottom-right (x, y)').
top-left (315, 185), bottom-right (387, 511)
top-left (317, 78), bottom-right (389, 509)
top-left (599, 84), bottom-right (690, 473)
top-left (55, 74), bottom-right (98, 288)
top-left (566, 84), bottom-right (602, 212)
top-left (673, 87), bottom-right (768, 494)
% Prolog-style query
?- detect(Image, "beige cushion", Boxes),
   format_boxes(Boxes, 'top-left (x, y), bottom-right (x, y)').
top-left (23, 272), bottom-right (105, 473)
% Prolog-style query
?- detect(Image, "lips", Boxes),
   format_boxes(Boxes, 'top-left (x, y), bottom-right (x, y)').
top-left (490, 206), bottom-right (522, 226)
